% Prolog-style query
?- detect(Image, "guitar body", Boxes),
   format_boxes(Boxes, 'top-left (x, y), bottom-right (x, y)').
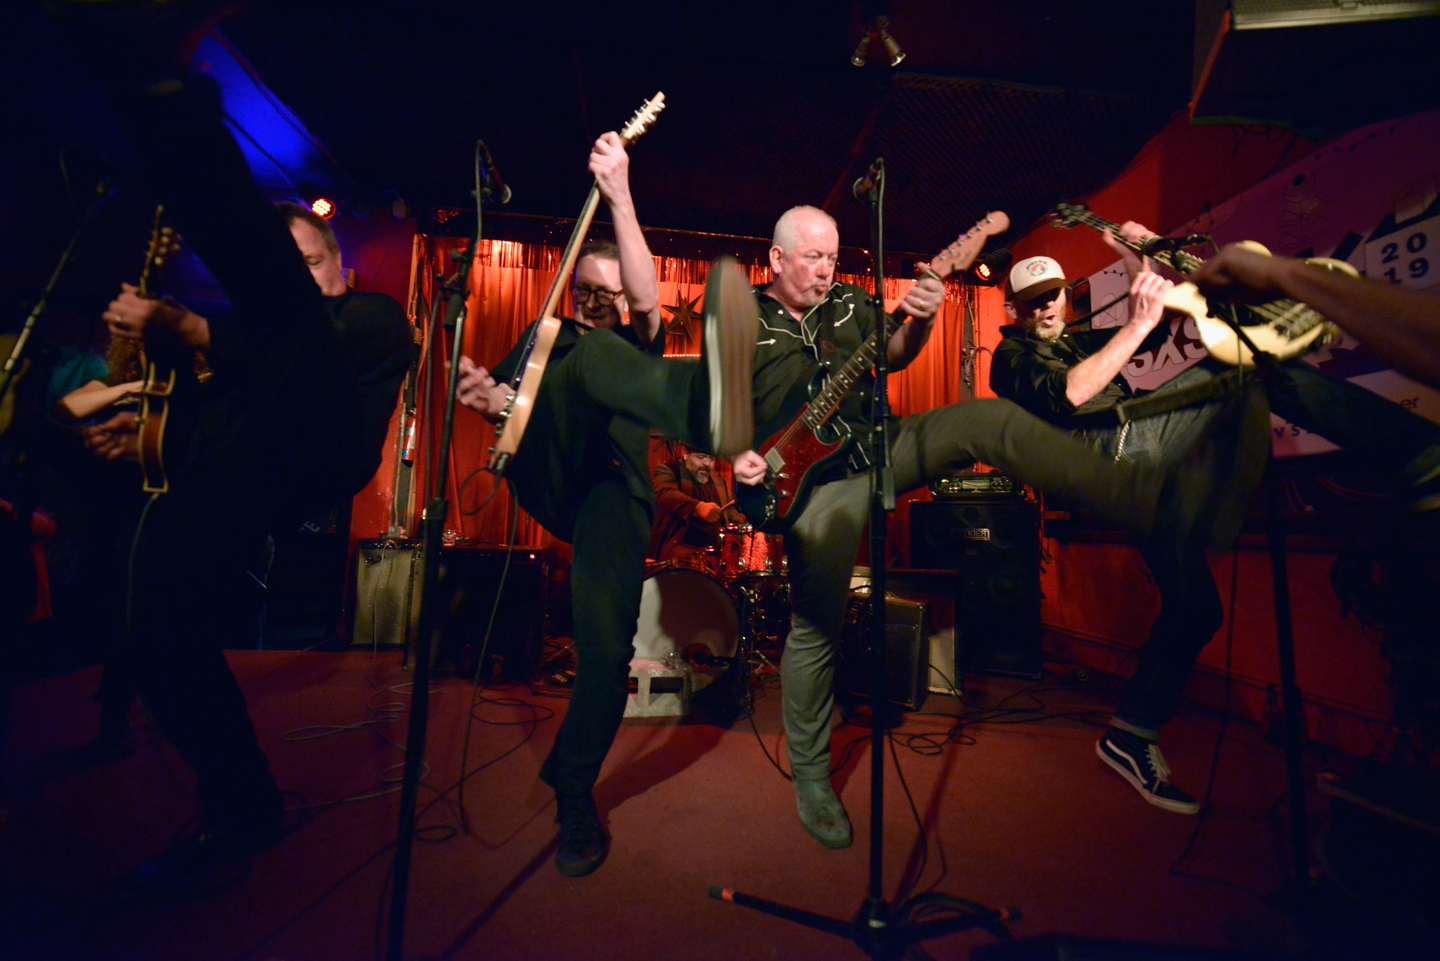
top-left (137, 363), bottom-right (176, 493)
top-left (1188, 253), bottom-right (1357, 366)
top-left (487, 314), bottom-right (562, 476)
top-left (736, 372), bottom-right (852, 533)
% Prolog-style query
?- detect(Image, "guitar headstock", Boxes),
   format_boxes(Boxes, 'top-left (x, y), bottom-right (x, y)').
top-left (619, 92), bottom-right (666, 146)
top-left (139, 206), bottom-right (182, 297)
top-left (926, 211), bottom-right (1010, 280)
top-left (1050, 202), bottom-right (1090, 229)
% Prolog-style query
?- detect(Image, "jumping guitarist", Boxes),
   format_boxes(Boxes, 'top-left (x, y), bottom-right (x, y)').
top-left (987, 219), bottom-right (1440, 816)
top-left (456, 129), bottom-right (759, 879)
top-left (729, 205), bottom-right (1238, 851)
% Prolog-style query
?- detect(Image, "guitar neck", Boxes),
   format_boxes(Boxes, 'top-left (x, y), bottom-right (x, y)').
top-left (800, 302), bottom-right (907, 430)
top-left (1064, 209), bottom-right (1206, 275)
top-left (537, 186), bottom-right (603, 322)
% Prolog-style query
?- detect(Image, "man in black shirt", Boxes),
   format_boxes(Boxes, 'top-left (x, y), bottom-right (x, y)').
top-left (990, 226), bottom-right (1440, 814)
top-left (731, 206), bottom-right (1224, 849)
top-left (54, 54), bottom-right (416, 896)
top-left (457, 132), bottom-right (756, 877)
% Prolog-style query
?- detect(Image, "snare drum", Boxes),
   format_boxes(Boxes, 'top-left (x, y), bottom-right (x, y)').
top-left (632, 567), bottom-right (739, 691)
top-left (717, 524), bottom-right (779, 577)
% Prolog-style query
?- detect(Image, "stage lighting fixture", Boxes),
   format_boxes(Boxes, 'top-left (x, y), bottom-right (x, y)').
top-left (876, 17), bottom-right (905, 66)
top-left (965, 248), bottom-right (1011, 287)
top-left (310, 197), bottom-right (336, 219)
top-left (851, 30), bottom-right (873, 66)
top-left (851, 16), bottom-right (905, 67)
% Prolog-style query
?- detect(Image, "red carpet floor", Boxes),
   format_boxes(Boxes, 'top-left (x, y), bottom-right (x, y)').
top-left (0, 649), bottom-right (1416, 960)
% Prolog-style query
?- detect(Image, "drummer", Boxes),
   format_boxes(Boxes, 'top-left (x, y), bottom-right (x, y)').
top-left (648, 444), bottom-right (747, 565)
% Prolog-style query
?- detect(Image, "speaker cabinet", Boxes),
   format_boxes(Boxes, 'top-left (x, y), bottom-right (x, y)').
top-left (352, 541), bottom-right (548, 682)
top-left (837, 594), bottom-right (930, 712)
top-left (910, 497), bottom-right (1041, 678)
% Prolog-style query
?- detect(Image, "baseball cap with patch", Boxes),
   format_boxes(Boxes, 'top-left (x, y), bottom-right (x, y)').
top-left (1008, 256), bottom-right (1067, 301)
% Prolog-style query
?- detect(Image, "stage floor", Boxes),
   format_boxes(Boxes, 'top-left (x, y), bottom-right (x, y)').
top-left (0, 649), bottom-right (1417, 960)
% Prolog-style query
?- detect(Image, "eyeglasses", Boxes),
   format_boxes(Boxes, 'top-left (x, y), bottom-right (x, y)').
top-left (573, 284), bottom-right (621, 307)
top-left (1017, 288), bottom-right (1064, 310)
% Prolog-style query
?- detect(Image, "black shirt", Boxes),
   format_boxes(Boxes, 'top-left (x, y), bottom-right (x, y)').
top-left (325, 291), bottom-right (417, 482)
top-left (203, 289), bottom-right (415, 507)
top-left (752, 281), bottom-right (890, 471)
top-left (492, 316), bottom-right (664, 505)
top-left (989, 322), bottom-right (1168, 430)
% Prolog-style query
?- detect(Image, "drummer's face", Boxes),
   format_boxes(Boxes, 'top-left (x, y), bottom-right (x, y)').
top-left (684, 451), bottom-right (714, 481)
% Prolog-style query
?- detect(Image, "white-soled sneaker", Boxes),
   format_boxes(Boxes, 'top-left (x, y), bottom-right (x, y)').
top-left (1097, 729), bottom-right (1200, 815)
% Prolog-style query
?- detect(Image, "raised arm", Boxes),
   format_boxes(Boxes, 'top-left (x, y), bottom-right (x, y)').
top-left (1062, 229), bottom-right (1171, 406)
top-left (590, 132), bottom-right (661, 345)
top-left (885, 274), bottom-right (946, 370)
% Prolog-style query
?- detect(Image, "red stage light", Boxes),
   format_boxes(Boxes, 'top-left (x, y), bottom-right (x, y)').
top-left (310, 197), bottom-right (336, 219)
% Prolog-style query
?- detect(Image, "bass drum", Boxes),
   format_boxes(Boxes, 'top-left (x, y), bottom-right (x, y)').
top-left (632, 568), bottom-right (739, 691)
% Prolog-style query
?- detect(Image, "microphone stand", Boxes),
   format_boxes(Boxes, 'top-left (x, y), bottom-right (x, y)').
top-left (711, 160), bottom-right (1014, 958)
top-left (385, 144), bottom-right (500, 961)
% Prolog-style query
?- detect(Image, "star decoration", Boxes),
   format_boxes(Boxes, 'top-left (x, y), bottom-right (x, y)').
top-left (662, 292), bottom-right (703, 348)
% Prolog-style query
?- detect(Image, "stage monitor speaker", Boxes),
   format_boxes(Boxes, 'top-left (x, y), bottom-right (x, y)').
top-left (837, 594), bottom-right (930, 712)
top-left (909, 497), bottom-right (1041, 679)
top-left (352, 541), bottom-right (548, 682)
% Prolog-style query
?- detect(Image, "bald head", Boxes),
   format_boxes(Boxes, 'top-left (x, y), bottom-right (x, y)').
top-left (768, 206), bottom-right (840, 318)
top-left (772, 205), bottom-right (836, 251)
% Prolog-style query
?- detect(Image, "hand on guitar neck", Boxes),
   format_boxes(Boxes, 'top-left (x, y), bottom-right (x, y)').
top-left (1056, 227), bottom-right (1174, 408)
top-left (104, 283), bottom-right (210, 351)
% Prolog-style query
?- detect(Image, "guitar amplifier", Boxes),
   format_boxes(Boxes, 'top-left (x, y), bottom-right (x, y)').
top-left (352, 541), bottom-right (548, 681)
top-left (910, 497), bottom-right (1042, 679)
top-left (836, 592), bottom-right (930, 712)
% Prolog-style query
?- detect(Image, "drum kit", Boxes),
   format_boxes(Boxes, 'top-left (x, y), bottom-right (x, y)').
top-left (632, 524), bottom-right (790, 696)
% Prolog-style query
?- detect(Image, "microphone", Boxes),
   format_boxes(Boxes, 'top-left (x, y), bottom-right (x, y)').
top-left (1138, 234), bottom-right (1208, 256)
top-left (851, 158), bottom-right (884, 199)
top-left (476, 140), bottom-right (512, 205)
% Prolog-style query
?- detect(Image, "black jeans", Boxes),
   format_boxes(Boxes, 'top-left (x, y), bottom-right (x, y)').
top-left (505, 328), bottom-right (707, 796)
top-left (1100, 359), bottom-right (1440, 735)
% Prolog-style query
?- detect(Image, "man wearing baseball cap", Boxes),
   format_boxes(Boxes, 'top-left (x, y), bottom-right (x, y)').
top-left (993, 233), bottom-right (1225, 815)
top-left (991, 226), bottom-right (1440, 815)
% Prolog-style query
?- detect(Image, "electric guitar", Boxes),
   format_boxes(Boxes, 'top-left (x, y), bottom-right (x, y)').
top-left (735, 211), bottom-right (1010, 533)
top-left (1051, 202), bottom-right (1359, 367)
top-left (133, 206), bottom-right (193, 494)
top-left (486, 92), bottom-right (666, 476)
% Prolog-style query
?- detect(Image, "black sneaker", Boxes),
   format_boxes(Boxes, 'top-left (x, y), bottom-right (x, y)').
top-left (700, 257), bottom-right (757, 459)
top-left (1096, 729), bottom-right (1200, 815)
top-left (554, 793), bottom-right (609, 878)
top-left (113, 817), bottom-right (284, 900)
